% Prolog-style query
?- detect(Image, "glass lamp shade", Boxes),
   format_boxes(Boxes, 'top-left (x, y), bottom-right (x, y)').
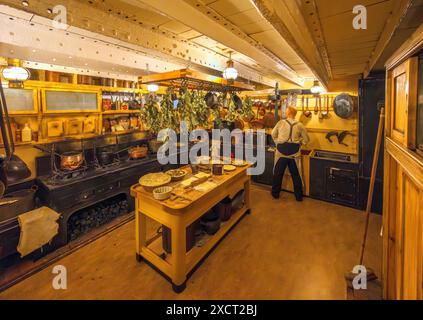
top-left (147, 84), bottom-right (159, 93)
top-left (223, 67), bottom-right (238, 81)
top-left (2, 66), bottom-right (30, 81)
top-left (310, 80), bottom-right (323, 95)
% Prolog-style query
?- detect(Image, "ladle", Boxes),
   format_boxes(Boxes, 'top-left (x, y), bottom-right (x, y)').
top-left (303, 96), bottom-right (312, 118)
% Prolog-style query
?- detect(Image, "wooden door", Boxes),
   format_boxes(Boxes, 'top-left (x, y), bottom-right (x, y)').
top-left (388, 58), bottom-right (418, 149)
top-left (384, 56), bottom-right (423, 300)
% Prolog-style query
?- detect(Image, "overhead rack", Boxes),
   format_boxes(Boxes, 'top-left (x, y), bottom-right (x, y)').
top-left (138, 68), bottom-right (255, 92)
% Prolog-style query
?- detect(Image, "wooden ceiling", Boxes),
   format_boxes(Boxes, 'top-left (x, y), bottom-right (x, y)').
top-left (0, 0), bottom-right (421, 88)
top-left (301, 0), bottom-right (403, 78)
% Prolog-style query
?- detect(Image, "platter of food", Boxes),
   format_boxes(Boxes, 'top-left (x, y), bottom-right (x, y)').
top-left (139, 172), bottom-right (172, 192)
top-left (166, 169), bottom-right (188, 181)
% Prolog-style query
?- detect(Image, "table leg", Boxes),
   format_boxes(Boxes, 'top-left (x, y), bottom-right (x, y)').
top-left (244, 178), bottom-right (252, 213)
top-left (135, 200), bottom-right (147, 262)
top-left (171, 216), bottom-right (187, 293)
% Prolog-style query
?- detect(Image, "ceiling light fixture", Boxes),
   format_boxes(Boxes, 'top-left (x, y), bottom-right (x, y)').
top-left (223, 52), bottom-right (238, 83)
top-left (147, 84), bottom-right (159, 93)
top-left (2, 59), bottom-right (30, 88)
top-left (310, 80), bottom-right (324, 95)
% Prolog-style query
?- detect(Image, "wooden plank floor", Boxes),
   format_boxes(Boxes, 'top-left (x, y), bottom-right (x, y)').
top-left (0, 185), bottom-right (382, 300)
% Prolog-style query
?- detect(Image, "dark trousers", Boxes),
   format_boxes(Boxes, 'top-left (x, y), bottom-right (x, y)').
top-left (272, 157), bottom-right (303, 200)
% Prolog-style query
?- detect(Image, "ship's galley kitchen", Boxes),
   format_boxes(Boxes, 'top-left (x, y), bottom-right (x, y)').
top-left (0, 0), bottom-right (422, 301)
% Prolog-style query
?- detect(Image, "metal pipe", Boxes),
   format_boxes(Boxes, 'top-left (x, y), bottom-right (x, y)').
top-left (0, 78), bottom-right (11, 159)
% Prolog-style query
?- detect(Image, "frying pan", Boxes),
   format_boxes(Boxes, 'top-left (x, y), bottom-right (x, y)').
top-left (333, 93), bottom-right (354, 119)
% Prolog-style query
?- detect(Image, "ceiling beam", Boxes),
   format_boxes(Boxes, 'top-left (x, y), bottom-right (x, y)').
top-left (363, 0), bottom-right (413, 78)
top-left (251, 0), bottom-right (331, 86)
top-left (0, 0), bottom-right (276, 87)
top-left (129, 0), bottom-right (305, 86)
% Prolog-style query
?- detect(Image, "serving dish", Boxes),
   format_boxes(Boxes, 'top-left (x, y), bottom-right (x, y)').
top-left (166, 169), bottom-right (188, 181)
top-left (139, 172), bottom-right (171, 192)
top-left (153, 186), bottom-right (173, 201)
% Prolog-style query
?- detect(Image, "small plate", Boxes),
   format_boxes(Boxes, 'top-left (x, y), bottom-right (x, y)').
top-left (223, 165), bottom-right (236, 172)
top-left (232, 159), bottom-right (247, 167)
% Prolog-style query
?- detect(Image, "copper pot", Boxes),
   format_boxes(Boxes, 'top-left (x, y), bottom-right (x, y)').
top-left (60, 151), bottom-right (84, 171)
top-left (128, 146), bottom-right (148, 159)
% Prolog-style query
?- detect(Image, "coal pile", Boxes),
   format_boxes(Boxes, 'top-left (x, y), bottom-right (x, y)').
top-left (68, 194), bottom-right (129, 242)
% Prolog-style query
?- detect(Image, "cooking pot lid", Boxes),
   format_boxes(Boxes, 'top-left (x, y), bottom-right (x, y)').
top-left (333, 93), bottom-right (354, 119)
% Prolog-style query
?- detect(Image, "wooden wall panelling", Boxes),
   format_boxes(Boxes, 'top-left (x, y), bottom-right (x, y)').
top-left (384, 137), bottom-right (423, 299)
top-left (402, 174), bottom-right (421, 299)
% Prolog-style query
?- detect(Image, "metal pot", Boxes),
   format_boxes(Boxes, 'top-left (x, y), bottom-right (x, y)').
top-left (128, 146), bottom-right (148, 159)
top-left (0, 186), bottom-right (37, 222)
top-left (232, 94), bottom-right (243, 111)
top-left (205, 92), bottom-right (219, 109)
top-left (333, 93), bottom-right (354, 119)
top-left (201, 218), bottom-right (221, 235)
top-left (97, 149), bottom-right (116, 166)
top-left (60, 151), bottom-right (84, 171)
top-left (148, 139), bottom-right (164, 153)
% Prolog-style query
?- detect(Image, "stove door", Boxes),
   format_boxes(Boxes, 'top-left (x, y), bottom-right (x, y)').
top-left (325, 167), bottom-right (358, 206)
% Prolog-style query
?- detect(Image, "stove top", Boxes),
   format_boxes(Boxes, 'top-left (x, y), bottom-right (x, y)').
top-left (37, 156), bottom-right (158, 190)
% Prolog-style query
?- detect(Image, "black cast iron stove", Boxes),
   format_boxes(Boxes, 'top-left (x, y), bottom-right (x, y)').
top-left (35, 133), bottom-right (160, 250)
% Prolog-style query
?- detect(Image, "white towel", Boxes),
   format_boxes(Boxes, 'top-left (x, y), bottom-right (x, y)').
top-left (17, 207), bottom-right (60, 257)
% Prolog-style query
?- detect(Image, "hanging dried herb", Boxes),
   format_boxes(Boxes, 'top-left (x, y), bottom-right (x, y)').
top-left (240, 96), bottom-right (254, 119)
top-left (160, 92), bottom-right (179, 131)
top-left (224, 95), bottom-right (240, 122)
top-left (191, 91), bottom-right (210, 129)
top-left (139, 95), bottom-right (161, 134)
top-left (178, 89), bottom-right (196, 131)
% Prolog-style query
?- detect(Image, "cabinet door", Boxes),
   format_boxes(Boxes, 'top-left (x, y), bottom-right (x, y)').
top-left (388, 58), bottom-right (418, 148)
top-left (384, 56), bottom-right (423, 300)
top-left (384, 139), bottom-right (423, 300)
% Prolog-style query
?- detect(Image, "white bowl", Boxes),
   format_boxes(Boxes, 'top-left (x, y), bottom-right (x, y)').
top-left (153, 186), bottom-right (173, 201)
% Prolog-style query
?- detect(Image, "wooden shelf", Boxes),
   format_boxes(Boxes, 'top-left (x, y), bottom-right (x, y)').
top-left (0, 141), bottom-right (35, 148)
top-left (102, 110), bottom-right (140, 115)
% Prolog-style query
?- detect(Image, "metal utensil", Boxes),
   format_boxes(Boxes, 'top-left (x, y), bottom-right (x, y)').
top-left (0, 78), bottom-right (31, 185)
top-left (318, 96), bottom-right (324, 119)
top-left (314, 96), bottom-right (319, 115)
top-left (303, 96), bottom-right (312, 118)
top-left (322, 95), bottom-right (329, 117)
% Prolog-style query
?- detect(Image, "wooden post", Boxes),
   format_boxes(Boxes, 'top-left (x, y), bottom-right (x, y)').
top-left (359, 107), bottom-right (385, 265)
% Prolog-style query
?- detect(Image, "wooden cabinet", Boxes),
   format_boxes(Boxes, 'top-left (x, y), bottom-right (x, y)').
top-left (387, 58), bottom-right (418, 149)
top-left (384, 55), bottom-right (423, 300)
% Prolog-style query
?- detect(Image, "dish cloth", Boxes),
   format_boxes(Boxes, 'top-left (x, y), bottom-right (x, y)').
top-left (17, 207), bottom-right (60, 257)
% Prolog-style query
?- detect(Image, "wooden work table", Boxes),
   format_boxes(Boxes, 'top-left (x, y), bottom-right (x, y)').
top-left (130, 165), bottom-right (251, 293)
